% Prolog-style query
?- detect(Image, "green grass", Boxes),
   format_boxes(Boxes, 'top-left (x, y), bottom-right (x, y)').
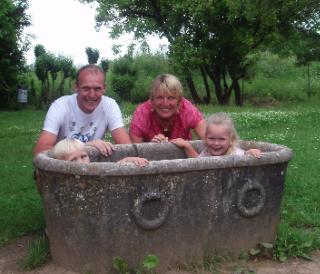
top-left (19, 234), bottom-right (50, 270)
top-left (0, 110), bottom-right (45, 243)
top-left (0, 102), bottom-right (319, 262)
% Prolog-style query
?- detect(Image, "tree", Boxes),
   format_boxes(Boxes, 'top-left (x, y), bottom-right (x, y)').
top-left (0, 0), bottom-right (30, 108)
top-left (34, 44), bottom-right (75, 108)
top-left (85, 47), bottom-right (100, 64)
top-left (79, 0), bottom-right (320, 105)
top-left (110, 56), bottom-right (137, 101)
top-left (100, 58), bottom-right (110, 73)
top-left (34, 44), bottom-right (46, 57)
top-left (292, 31), bottom-right (320, 98)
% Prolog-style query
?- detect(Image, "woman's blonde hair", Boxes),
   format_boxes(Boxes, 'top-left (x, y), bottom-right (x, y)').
top-left (50, 138), bottom-right (85, 160)
top-left (149, 74), bottom-right (183, 100)
top-left (206, 112), bottom-right (239, 154)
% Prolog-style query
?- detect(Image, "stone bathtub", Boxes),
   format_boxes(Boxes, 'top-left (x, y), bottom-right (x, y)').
top-left (33, 140), bottom-right (293, 273)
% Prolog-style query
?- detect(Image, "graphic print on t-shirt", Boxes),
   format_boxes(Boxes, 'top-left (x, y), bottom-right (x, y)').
top-left (69, 120), bottom-right (98, 143)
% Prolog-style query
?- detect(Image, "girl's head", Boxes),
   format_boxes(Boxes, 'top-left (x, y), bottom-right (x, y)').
top-left (205, 112), bottom-right (239, 156)
top-left (51, 138), bottom-right (90, 163)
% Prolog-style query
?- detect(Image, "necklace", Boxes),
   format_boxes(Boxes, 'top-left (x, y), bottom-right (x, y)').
top-left (156, 115), bottom-right (176, 138)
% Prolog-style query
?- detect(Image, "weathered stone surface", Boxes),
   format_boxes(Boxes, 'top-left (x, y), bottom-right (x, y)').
top-left (33, 140), bottom-right (293, 274)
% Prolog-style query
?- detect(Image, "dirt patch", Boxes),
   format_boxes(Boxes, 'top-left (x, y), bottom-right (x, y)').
top-left (0, 235), bottom-right (319, 274)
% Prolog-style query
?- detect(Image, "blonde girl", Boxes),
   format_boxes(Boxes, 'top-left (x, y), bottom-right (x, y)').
top-left (171, 112), bottom-right (261, 158)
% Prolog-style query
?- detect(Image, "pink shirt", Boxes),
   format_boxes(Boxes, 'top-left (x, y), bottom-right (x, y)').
top-left (130, 98), bottom-right (204, 141)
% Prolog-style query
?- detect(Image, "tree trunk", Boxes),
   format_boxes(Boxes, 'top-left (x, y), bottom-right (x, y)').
top-left (185, 71), bottom-right (202, 104)
top-left (232, 78), bottom-right (243, 106)
top-left (200, 66), bottom-right (211, 104)
top-left (204, 65), bottom-right (230, 105)
top-left (307, 64), bottom-right (311, 98)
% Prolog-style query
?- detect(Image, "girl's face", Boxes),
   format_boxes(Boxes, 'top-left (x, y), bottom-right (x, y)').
top-left (205, 124), bottom-right (232, 156)
top-left (63, 149), bottom-right (90, 163)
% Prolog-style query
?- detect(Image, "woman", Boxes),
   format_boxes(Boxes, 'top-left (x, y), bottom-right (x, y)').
top-left (129, 74), bottom-right (206, 143)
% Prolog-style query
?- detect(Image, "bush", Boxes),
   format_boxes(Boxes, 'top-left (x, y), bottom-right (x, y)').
top-left (109, 53), bottom-right (171, 103)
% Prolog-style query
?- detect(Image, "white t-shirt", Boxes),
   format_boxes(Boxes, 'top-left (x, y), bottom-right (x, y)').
top-left (43, 94), bottom-right (124, 142)
top-left (198, 147), bottom-right (245, 157)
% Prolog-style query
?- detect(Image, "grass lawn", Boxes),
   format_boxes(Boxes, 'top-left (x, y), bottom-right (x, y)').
top-left (0, 102), bottom-right (319, 260)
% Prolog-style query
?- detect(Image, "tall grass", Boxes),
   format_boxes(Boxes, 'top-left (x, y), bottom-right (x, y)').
top-left (0, 102), bottom-right (319, 261)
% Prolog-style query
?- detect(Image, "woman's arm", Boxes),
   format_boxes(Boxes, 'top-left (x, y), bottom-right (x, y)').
top-left (130, 133), bottom-right (144, 143)
top-left (193, 119), bottom-right (206, 140)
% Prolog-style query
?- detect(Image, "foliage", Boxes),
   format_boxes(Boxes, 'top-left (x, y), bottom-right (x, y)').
top-left (79, 0), bottom-right (320, 106)
top-left (85, 47), bottom-right (100, 64)
top-left (112, 255), bottom-right (159, 274)
top-left (108, 53), bottom-right (171, 103)
top-left (232, 267), bottom-right (257, 274)
top-left (110, 56), bottom-right (137, 101)
top-left (242, 52), bottom-right (320, 103)
top-left (0, 0), bottom-right (31, 109)
top-left (100, 58), bottom-right (110, 73)
top-left (34, 44), bottom-right (46, 58)
top-left (34, 44), bottom-right (75, 108)
top-left (273, 224), bottom-right (314, 262)
top-left (249, 242), bottom-right (274, 259)
top-left (19, 234), bottom-right (50, 270)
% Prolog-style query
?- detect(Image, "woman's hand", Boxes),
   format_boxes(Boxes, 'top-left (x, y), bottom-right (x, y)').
top-left (151, 134), bottom-right (169, 143)
top-left (86, 140), bottom-right (115, 156)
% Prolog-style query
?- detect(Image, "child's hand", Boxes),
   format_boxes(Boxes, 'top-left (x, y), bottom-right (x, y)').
top-left (117, 157), bottom-right (149, 167)
top-left (245, 148), bottom-right (262, 158)
top-left (171, 138), bottom-right (188, 148)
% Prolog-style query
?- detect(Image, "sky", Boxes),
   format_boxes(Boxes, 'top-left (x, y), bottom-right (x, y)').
top-left (25, 0), bottom-right (168, 66)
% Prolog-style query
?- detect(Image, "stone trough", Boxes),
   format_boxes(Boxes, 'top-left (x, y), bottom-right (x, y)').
top-left (33, 140), bottom-right (293, 273)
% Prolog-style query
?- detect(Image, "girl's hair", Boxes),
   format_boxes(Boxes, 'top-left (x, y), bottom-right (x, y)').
top-left (206, 112), bottom-right (239, 154)
top-left (50, 138), bottom-right (85, 160)
top-left (149, 74), bottom-right (183, 101)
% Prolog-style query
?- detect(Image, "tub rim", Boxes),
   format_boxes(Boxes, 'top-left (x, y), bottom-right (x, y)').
top-left (33, 140), bottom-right (293, 176)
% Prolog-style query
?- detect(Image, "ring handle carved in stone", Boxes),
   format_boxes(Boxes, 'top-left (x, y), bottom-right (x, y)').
top-left (133, 192), bottom-right (169, 230)
top-left (237, 180), bottom-right (266, 218)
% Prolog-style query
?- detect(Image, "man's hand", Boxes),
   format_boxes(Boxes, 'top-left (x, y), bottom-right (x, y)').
top-left (87, 140), bottom-right (116, 156)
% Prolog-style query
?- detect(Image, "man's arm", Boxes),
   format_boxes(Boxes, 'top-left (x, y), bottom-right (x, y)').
top-left (111, 127), bottom-right (131, 144)
top-left (34, 130), bottom-right (58, 156)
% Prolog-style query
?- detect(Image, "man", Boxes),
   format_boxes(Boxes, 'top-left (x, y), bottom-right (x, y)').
top-left (34, 64), bottom-right (131, 156)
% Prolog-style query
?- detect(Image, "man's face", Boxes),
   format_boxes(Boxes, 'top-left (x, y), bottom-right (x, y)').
top-left (75, 70), bottom-right (105, 113)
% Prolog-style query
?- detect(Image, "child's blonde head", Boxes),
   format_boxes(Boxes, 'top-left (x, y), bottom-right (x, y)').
top-left (206, 112), bottom-right (239, 154)
top-left (51, 138), bottom-right (86, 160)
